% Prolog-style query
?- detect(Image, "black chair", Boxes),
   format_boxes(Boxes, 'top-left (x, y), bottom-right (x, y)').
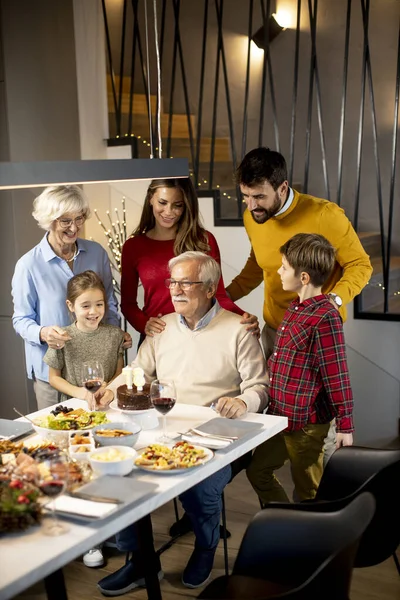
top-left (315, 445), bottom-right (400, 572)
top-left (198, 492), bottom-right (375, 599)
top-left (258, 446), bottom-right (400, 574)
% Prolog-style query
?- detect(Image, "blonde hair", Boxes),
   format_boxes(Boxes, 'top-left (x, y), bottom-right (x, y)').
top-left (131, 178), bottom-right (210, 255)
top-left (32, 185), bottom-right (91, 230)
top-left (168, 251), bottom-right (221, 287)
top-left (280, 233), bottom-right (336, 287)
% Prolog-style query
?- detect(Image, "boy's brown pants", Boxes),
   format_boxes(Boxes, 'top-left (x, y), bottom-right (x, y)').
top-left (246, 423), bottom-right (331, 504)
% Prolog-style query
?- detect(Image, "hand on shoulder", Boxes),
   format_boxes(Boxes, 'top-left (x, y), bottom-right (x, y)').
top-left (144, 314), bottom-right (166, 337)
top-left (40, 325), bottom-right (71, 349)
top-left (240, 312), bottom-right (260, 338)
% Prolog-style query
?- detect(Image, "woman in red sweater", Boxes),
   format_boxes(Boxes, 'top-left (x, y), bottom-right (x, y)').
top-left (121, 178), bottom-right (258, 341)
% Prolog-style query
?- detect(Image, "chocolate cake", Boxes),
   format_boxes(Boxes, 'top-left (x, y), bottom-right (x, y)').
top-left (117, 383), bottom-right (152, 411)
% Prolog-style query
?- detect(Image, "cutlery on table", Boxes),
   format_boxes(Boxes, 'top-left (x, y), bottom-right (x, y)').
top-left (67, 492), bottom-right (122, 504)
top-left (179, 428), bottom-right (238, 441)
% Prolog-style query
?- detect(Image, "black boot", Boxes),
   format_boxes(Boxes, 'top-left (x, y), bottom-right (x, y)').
top-left (97, 552), bottom-right (163, 597)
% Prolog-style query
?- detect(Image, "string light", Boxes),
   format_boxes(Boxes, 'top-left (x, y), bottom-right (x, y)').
top-left (113, 128), bottom-right (233, 199)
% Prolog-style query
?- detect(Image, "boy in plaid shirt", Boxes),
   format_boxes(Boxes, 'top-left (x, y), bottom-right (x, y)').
top-left (247, 233), bottom-right (354, 504)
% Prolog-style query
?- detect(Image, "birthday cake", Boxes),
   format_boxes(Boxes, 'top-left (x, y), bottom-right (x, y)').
top-left (116, 383), bottom-right (152, 411)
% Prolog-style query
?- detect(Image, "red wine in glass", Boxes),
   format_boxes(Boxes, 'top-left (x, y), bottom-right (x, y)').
top-left (82, 361), bottom-right (104, 406)
top-left (150, 380), bottom-right (176, 442)
top-left (36, 455), bottom-right (69, 536)
top-left (39, 481), bottom-right (65, 497)
top-left (152, 397), bottom-right (176, 415)
top-left (84, 379), bottom-right (103, 394)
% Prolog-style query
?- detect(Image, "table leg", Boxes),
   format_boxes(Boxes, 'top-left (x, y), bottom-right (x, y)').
top-left (44, 568), bottom-right (68, 600)
top-left (136, 514), bottom-right (163, 600)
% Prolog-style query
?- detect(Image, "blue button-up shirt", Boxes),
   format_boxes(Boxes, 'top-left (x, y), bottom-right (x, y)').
top-left (12, 233), bottom-right (120, 382)
top-left (178, 299), bottom-right (221, 331)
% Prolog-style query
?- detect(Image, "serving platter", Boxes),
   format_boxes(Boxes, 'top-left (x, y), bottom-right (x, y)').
top-left (134, 443), bottom-right (214, 475)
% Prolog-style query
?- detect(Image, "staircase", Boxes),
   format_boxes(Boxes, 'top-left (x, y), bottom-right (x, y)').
top-left (106, 76), bottom-right (236, 194)
top-left (107, 76), bottom-right (232, 159)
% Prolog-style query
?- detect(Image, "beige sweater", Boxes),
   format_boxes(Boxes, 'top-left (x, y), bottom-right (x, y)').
top-left (133, 309), bottom-right (269, 414)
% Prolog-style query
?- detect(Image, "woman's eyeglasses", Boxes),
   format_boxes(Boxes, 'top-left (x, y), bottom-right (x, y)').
top-left (165, 279), bottom-right (203, 291)
top-left (57, 216), bottom-right (85, 229)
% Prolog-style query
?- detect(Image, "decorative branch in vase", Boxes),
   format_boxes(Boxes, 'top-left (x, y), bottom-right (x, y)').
top-left (92, 198), bottom-right (131, 359)
top-left (93, 197), bottom-right (128, 296)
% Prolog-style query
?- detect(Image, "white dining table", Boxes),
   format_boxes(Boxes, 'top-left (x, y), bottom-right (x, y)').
top-left (0, 393), bottom-right (287, 600)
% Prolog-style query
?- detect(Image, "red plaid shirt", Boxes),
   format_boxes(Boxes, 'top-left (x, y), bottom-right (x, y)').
top-left (267, 295), bottom-right (354, 433)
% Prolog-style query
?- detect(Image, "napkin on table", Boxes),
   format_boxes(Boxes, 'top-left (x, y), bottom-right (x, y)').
top-left (181, 433), bottom-right (231, 449)
top-left (51, 495), bottom-right (119, 518)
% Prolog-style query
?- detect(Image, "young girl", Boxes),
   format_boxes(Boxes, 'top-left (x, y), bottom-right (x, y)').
top-left (121, 177), bottom-right (258, 343)
top-left (44, 270), bottom-right (125, 410)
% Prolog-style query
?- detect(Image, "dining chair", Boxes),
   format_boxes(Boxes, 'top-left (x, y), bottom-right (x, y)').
top-left (198, 492), bottom-right (375, 599)
top-left (257, 446), bottom-right (400, 575)
top-left (315, 445), bottom-right (400, 573)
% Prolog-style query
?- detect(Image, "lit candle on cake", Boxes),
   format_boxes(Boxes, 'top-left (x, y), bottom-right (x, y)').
top-left (122, 366), bottom-right (133, 389)
top-left (133, 367), bottom-right (145, 392)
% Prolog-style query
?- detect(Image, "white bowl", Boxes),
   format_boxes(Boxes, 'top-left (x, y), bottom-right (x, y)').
top-left (69, 444), bottom-right (94, 461)
top-left (89, 446), bottom-right (137, 476)
top-left (32, 423), bottom-right (70, 445)
top-left (92, 422), bottom-right (141, 447)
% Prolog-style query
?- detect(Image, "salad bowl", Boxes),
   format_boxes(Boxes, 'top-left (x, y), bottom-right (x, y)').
top-left (32, 407), bottom-right (108, 444)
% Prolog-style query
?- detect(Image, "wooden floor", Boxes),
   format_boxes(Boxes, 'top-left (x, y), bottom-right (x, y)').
top-left (15, 467), bottom-right (400, 600)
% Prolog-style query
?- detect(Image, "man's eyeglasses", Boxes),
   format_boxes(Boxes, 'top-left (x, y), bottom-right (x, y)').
top-left (57, 216), bottom-right (85, 229)
top-left (165, 278), bottom-right (204, 291)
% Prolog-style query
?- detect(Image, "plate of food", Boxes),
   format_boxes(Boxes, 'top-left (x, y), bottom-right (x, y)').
top-left (134, 441), bottom-right (214, 474)
top-left (32, 406), bottom-right (108, 444)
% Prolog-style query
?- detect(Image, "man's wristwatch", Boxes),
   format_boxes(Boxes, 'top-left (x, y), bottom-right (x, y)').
top-left (328, 292), bottom-right (343, 307)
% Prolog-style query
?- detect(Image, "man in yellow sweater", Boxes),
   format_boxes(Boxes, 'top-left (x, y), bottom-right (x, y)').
top-left (226, 147), bottom-right (373, 359)
top-left (226, 147), bottom-right (372, 468)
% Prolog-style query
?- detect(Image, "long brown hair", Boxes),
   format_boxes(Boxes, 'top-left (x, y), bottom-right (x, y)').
top-left (131, 178), bottom-right (210, 255)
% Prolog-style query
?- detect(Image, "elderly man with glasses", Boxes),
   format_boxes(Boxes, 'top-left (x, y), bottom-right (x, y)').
top-left (98, 251), bottom-right (269, 596)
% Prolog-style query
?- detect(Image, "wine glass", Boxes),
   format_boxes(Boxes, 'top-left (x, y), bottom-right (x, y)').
top-left (150, 380), bottom-right (177, 443)
top-left (82, 361), bottom-right (104, 403)
top-left (36, 453), bottom-right (69, 536)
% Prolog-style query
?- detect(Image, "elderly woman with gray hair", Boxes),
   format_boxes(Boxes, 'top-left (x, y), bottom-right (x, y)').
top-left (12, 185), bottom-right (130, 410)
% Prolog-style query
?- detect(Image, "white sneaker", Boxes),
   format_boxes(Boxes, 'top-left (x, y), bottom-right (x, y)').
top-left (83, 546), bottom-right (104, 568)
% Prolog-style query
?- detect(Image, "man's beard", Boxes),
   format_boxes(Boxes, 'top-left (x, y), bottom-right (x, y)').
top-left (250, 192), bottom-right (282, 224)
